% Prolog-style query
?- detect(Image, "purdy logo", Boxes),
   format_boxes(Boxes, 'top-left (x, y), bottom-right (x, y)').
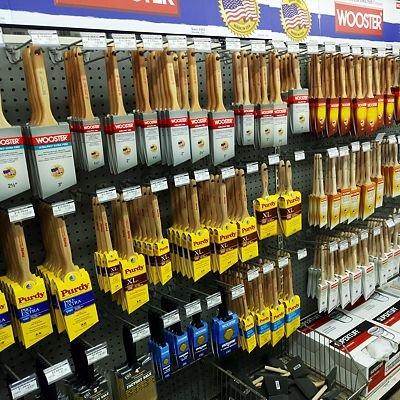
top-left (32, 134), bottom-right (71, 145)
top-left (335, 2), bottom-right (383, 37)
top-left (287, 196), bottom-right (300, 204)
top-left (193, 238), bottom-right (209, 247)
top-left (241, 225), bottom-right (256, 234)
top-left (125, 265), bottom-right (144, 275)
top-left (219, 232), bottom-right (236, 241)
top-left (18, 292), bottom-right (45, 304)
top-left (0, 137), bottom-right (23, 146)
top-left (60, 283), bottom-right (90, 298)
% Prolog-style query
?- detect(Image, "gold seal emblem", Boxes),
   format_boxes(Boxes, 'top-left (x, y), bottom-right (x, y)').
top-left (280, 0), bottom-right (311, 42)
top-left (219, 0), bottom-right (260, 37)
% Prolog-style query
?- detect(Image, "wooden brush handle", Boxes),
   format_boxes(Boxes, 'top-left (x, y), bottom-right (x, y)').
top-left (278, 160), bottom-right (286, 194)
top-left (164, 52), bottom-right (181, 110)
top-left (108, 47), bottom-right (126, 116)
top-left (213, 53), bottom-right (226, 112)
top-left (253, 55), bottom-right (262, 104)
top-left (220, 179), bottom-right (229, 226)
top-left (273, 53), bottom-right (283, 103)
top-left (287, 258), bottom-right (294, 298)
top-left (285, 161), bottom-right (293, 192)
top-left (318, 154), bottom-right (325, 196)
top-left (331, 157), bottom-right (338, 195)
top-left (260, 163), bottom-right (269, 197)
top-left (365, 150), bottom-right (372, 184)
top-left (347, 57), bottom-right (356, 99)
top-left (269, 52), bottom-right (275, 103)
top-left (316, 55), bottom-right (323, 99)
top-left (178, 52), bottom-right (190, 110)
top-left (366, 57), bottom-right (374, 98)
top-left (260, 54), bottom-right (269, 104)
top-left (238, 169), bottom-right (250, 219)
top-left (242, 52), bottom-right (251, 105)
top-left (233, 52), bottom-right (243, 104)
top-left (188, 50), bottom-right (202, 111)
top-left (292, 54), bottom-right (301, 90)
top-left (190, 180), bottom-right (201, 230)
top-left (272, 268), bottom-right (279, 307)
top-left (23, 47), bottom-right (41, 125)
top-left (137, 51), bottom-right (153, 113)
top-left (354, 56), bottom-right (363, 99)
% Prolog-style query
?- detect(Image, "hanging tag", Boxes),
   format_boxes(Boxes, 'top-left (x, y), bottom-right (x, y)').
top-left (112, 33), bottom-right (137, 50)
top-left (44, 359), bottom-right (72, 385)
top-left (167, 35), bottom-right (188, 51)
top-left (394, 215), bottom-right (400, 225)
top-left (351, 141), bottom-right (360, 152)
top-left (141, 34), bottom-right (164, 51)
top-left (52, 199), bottom-right (76, 217)
top-left (339, 146), bottom-right (349, 157)
top-left (246, 162), bottom-right (259, 174)
top-left (327, 147), bottom-right (339, 158)
top-left (231, 284), bottom-right (245, 300)
top-left (387, 219), bottom-right (395, 228)
top-left (388, 135), bottom-right (397, 144)
top-left (194, 169), bottom-right (210, 182)
top-left (9, 374), bottom-right (39, 400)
top-left (225, 38), bottom-right (241, 52)
top-left (263, 261), bottom-right (275, 274)
top-left (247, 268), bottom-right (260, 282)
top-left (376, 46), bottom-right (386, 57)
top-left (297, 248), bottom-right (307, 260)
top-left (122, 186), bottom-right (142, 202)
top-left (8, 203), bottom-right (35, 223)
top-left (339, 240), bottom-right (349, 251)
top-left (150, 177), bottom-right (168, 193)
top-left (184, 300), bottom-right (202, 318)
top-left (324, 42), bottom-right (336, 53)
top-left (251, 40), bottom-right (266, 53)
top-left (373, 227), bottom-right (381, 236)
top-left (162, 310), bottom-right (180, 328)
top-left (329, 242), bottom-right (339, 253)
top-left (85, 342), bottom-right (109, 365)
top-left (174, 172), bottom-right (190, 187)
top-left (351, 45), bottom-right (362, 55)
top-left (221, 166), bottom-right (235, 180)
top-left (80, 32), bottom-right (107, 50)
top-left (278, 257), bottom-right (289, 268)
top-left (29, 30), bottom-right (60, 47)
top-left (363, 46), bottom-right (372, 56)
top-left (307, 41), bottom-right (319, 54)
top-left (362, 142), bottom-right (371, 152)
top-left (375, 132), bottom-right (385, 143)
top-left (287, 41), bottom-right (299, 53)
top-left (205, 292), bottom-right (222, 309)
top-left (193, 37), bottom-right (212, 53)
top-left (392, 44), bottom-right (400, 56)
top-left (131, 322), bottom-right (151, 343)
top-left (268, 154), bottom-right (280, 165)
top-left (360, 230), bottom-right (369, 241)
top-left (96, 187), bottom-right (117, 203)
top-left (340, 44), bottom-right (351, 54)
top-left (295, 150), bottom-right (305, 161)
top-left (272, 40), bottom-right (287, 52)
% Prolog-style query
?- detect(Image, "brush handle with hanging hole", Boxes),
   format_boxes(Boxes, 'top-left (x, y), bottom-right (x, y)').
top-left (188, 50), bottom-right (202, 112)
top-left (242, 52), bottom-right (251, 105)
top-left (260, 54), bottom-right (269, 104)
top-left (233, 52), bottom-right (243, 104)
top-left (178, 51), bottom-right (190, 110)
top-left (260, 163), bottom-right (269, 197)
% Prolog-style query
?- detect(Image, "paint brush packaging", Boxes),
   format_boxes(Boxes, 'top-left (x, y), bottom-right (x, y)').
top-left (254, 105), bottom-right (274, 148)
top-left (188, 111), bottom-right (210, 163)
top-left (211, 311), bottom-right (239, 358)
top-left (253, 195), bottom-right (279, 239)
top-left (0, 290), bottom-right (14, 352)
top-left (135, 112), bottom-right (161, 166)
top-left (287, 90), bottom-right (309, 134)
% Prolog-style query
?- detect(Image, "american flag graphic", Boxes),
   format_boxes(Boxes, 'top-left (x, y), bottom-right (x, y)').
top-left (222, 0), bottom-right (258, 23)
top-left (282, 3), bottom-right (309, 29)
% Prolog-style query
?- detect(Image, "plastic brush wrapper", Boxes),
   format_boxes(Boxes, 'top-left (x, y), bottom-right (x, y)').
top-left (0, 212), bottom-right (53, 349)
top-left (382, 138), bottom-right (400, 198)
top-left (36, 202), bottom-right (98, 341)
top-left (127, 187), bottom-right (172, 285)
top-left (309, 154), bottom-right (328, 228)
top-left (64, 48), bottom-right (104, 172)
top-left (22, 46), bottom-right (76, 198)
top-left (168, 179), bottom-right (211, 281)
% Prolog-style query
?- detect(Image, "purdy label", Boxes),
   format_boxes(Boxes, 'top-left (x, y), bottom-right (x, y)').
top-left (209, 117), bottom-right (235, 129)
top-left (335, 2), bottom-right (383, 37)
top-left (29, 133), bottom-right (71, 146)
top-left (189, 117), bottom-right (208, 128)
top-left (0, 137), bottom-right (24, 147)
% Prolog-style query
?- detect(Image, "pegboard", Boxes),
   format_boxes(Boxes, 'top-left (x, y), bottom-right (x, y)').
top-left (0, 42), bottom-right (399, 400)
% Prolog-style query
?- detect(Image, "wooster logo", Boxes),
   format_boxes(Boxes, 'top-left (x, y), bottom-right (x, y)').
top-left (335, 2), bottom-right (383, 36)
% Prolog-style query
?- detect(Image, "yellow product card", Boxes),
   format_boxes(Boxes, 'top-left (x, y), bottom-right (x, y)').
top-left (237, 217), bottom-right (259, 262)
top-left (104, 251), bottom-right (122, 295)
top-left (327, 194), bottom-right (341, 229)
top-left (391, 165), bottom-right (400, 198)
top-left (0, 290), bottom-right (14, 352)
top-left (240, 315), bottom-right (257, 353)
top-left (153, 239), bottom-right (173, 285)
top-left (361, 183), bottom-right (376, 219)
top-left (318, 196), bottom-right (328, 228)
top-left (187, 229), bottom-right (211, 282)
top-left (270, 305), bottom-right (285, 347)
top-left (349, 187), bottom-right (361, 222)
top-left (253, 196), bottom-right (279, 239)
top-left (53, 269), bottom-right (98, 342)
top-left (283, 296), bottom-right (301, 338)
top-left (214, 224), bottom-right (238, 274)
top-left (120, 255), bottom-right (149, 314)
top-left (253, 309), bottom-right (271, 348)
top-left (11, 276), bottom-right (53, 348)
top-left (279, 192), bottom-right (302, 237)
top-left (339, 189), bottom-right (351, 223)
top-left (373, 177), bottom-right (385, 207)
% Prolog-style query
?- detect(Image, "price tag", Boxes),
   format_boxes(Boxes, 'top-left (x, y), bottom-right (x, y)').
top-left (0, 28), bottom-right (4, 47)
top-left (394, 216), bottom-right (400, 225)
top-left (247, 268), bottom-right (259, 282)
top-left (377, 47), bottom-right (386, 57)
top-left (184, 300), bottom-right (202, 318)
top-left (272, 40), bottom-right (287, 51)
top-left (193, 37), bottom-right (212, 53)
top-left (339, 240), bottom-right (349, 251)
top-left (388, 135), bottom-right (397, 144)
top-left (251, 40), bottom-right (266, 53)
top-left (398, 136), bottom-right (400, 144)
top-left (287, 41), bottom-right (299, 53)
top-left (393, 44), bottom-right (400, 56)
top-left (307, 41), bottom-right (319, 54)
top-left (363, 46), bottom-right (372, 56)
top-left (112, 33), bottom-right (137, 50)
top-left (278, 257), bottom-right (289, 268)
top-left (52, 199), bottom-right (76, 217)
top-left (141, 34), bottom-right (164, 51)
top-left (297, 248), bottom-right (307, 260)
top-left (221, 166), bottom-right (235, 180)
top-left (44, 359), bottom-right (72, 385)
top-left (327, 147), bottom-right (339, 158)
top-left (8, 204), bottom-right (35, 223)
top-left (350, 236), bottom-right (359, 246)
top-left (131, 323), bottom-right (151, 343)
top-left (167, 35), bottom-right (187, 51)
top-left (386, 219), bottom-right (395, 228)
top-left (85, 342), bottom-right (109, 365)
top-left (362, 142), bottom-right (371, 152)
top-left (373, 227), bottom-right (381, 236)
top-left (10, 375), bottom-right (39, 400)
top-left (122, 186), bottom-right (142, 202)
top-left (351, 141), bottom-right (360, 152)
top-left (352, 45), bottom-right (362, 55)
top-left (174, 172), bottom-right (190, 187)
top-left (150, 177), bottom-right (168, 193)
top-left (29, 30), bottom-right (60, 47)
top-left (194, 169), bottom-right (210, 182)
top-left (295, 150), bottom-right (305, 161)
top-left (162, 310), bottom-right (180, 328)
top-left (268, 154), bottom-right (280, 165)
top-left (246, 162), bottom-right (259, 174)
top-left (339, 146), bottom-right (349, 157)
top-left (263, 262), bottom-right (275, 274)
top-left (225, 37), bottom-right (241, 52)
top-left (324, 42), bottom-right (336, 53)
top-left (360, 230), bottom-right (369, 241)
top-left (80, 32), bottom-right (107, 50)
top-left (375, 132), bottom-right (385, 143)
top-left (205, 292), bottom-right (222, 309)
top-left (96, 187), bottom-right (117, 203)
top-left (231, 284), bottom-right (245, 300)
top-left (329, 242), bottom-right (338, 253)
top-left (340, 44), bottom-right (351, 54)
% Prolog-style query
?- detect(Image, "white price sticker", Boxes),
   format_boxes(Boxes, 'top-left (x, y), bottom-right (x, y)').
top-left (231, 283), bottom-right (245, 300)
top-left (246, 162), bottom-right (259, 174)
top-left (131, 323), bottom-right (151, 343)
top-left (247, 268), bottom-right (260, 282)
top-left (52, 199), bottom-right (76, 217)
top-left (44, 359), bottom-right (72, 385)
top-left (96, 187), bottom-right (117, 203)
top-left (194, 169), bottom-right (210, 182)
top-left (339, 146), bottom-right (349, 157)
top-left (174, 172), bottom-right (190, 187)
top-left (205, 292), bottom-right (222, 309)
top-left (307, 41), bottom-right (319, 54)
top-left (297, 248), bottom-right (307, 260)
top-left (339, 240), bottom-right (349, 251)
top-left (150, 177), bottom-right (168, 193)
top-left (340, 44), bottom-right (351, 54)
top-left (193, 37), bottom-right (212, 53)
top-left (388, 135), bottom-right (397, 144)
top-left (251, 40), bottom-right (266, 53)
top-left (387, 219), bottom-right (395, 228)
top-left (287, 42), bottom-right (300, 53)
top-left (80, 32), bottom-right (107, 50)
top-left (350, 236), bottom-right (359, 246)
top-left (373, 227), bottom-right (381, 236)
top-left (29, 30), bottom-right (60, 47)
top-left (360, 230), bottom-right (369, 241)
top-left (8, 204), bottom-right (35, 223)
top-left (394, 216), bottom-right (400, 225)
top-left (327, 147), bottom-right (339, 158)
top-left (352, 45), bottom-right (362, 55)
top-left (221, 166), bottom-right (236, 180)
top-left (324, 42), bottom-right (336, 53)
top-left (0, 28), bottom-right (4, 48)
top-left (329, 242), bottom-right (338, 253)
top-left (398, 136), bottom-right (400, 144)
top-left (377, 47), bottom-right (386, 57)
top-left (167, 35), bottom-right (187, 51)
top-left (375, 132), bottom-right (386, 143)
top-left (122, 186), bottom-right (142, 202)
top-left (363, 47), bottom-right (372, 56)
top-left (85, 342), bottom-right (109, 365)
top-left (141, 34), bottom-right (164, 51)
top-left (10, 375), bottom-right (38, 400)
top-left (112, 33), bottom-right (137, 50)
top-left (278, 257), bottom-right (289, 268)
top-left (351, 141), bottom-right (360, 152)
top-left (268, 154), bottom-right (280, 165)
top-left (362, 142), bottom-right (371, 152)
top-left (272, 40), bottom-right (287, 51)
top-left (225, 38), bottom-right (241, 52)
top-left (393, 44), bottom-right (400, 56)
top-left (263, 262), bottom-right (274, 274)
top-left (184, 300), bottom-right (202, 318)
top-left (162, 310), bottom-right (180, 328)
top-left (295, 150), bottom-right (305, 161)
